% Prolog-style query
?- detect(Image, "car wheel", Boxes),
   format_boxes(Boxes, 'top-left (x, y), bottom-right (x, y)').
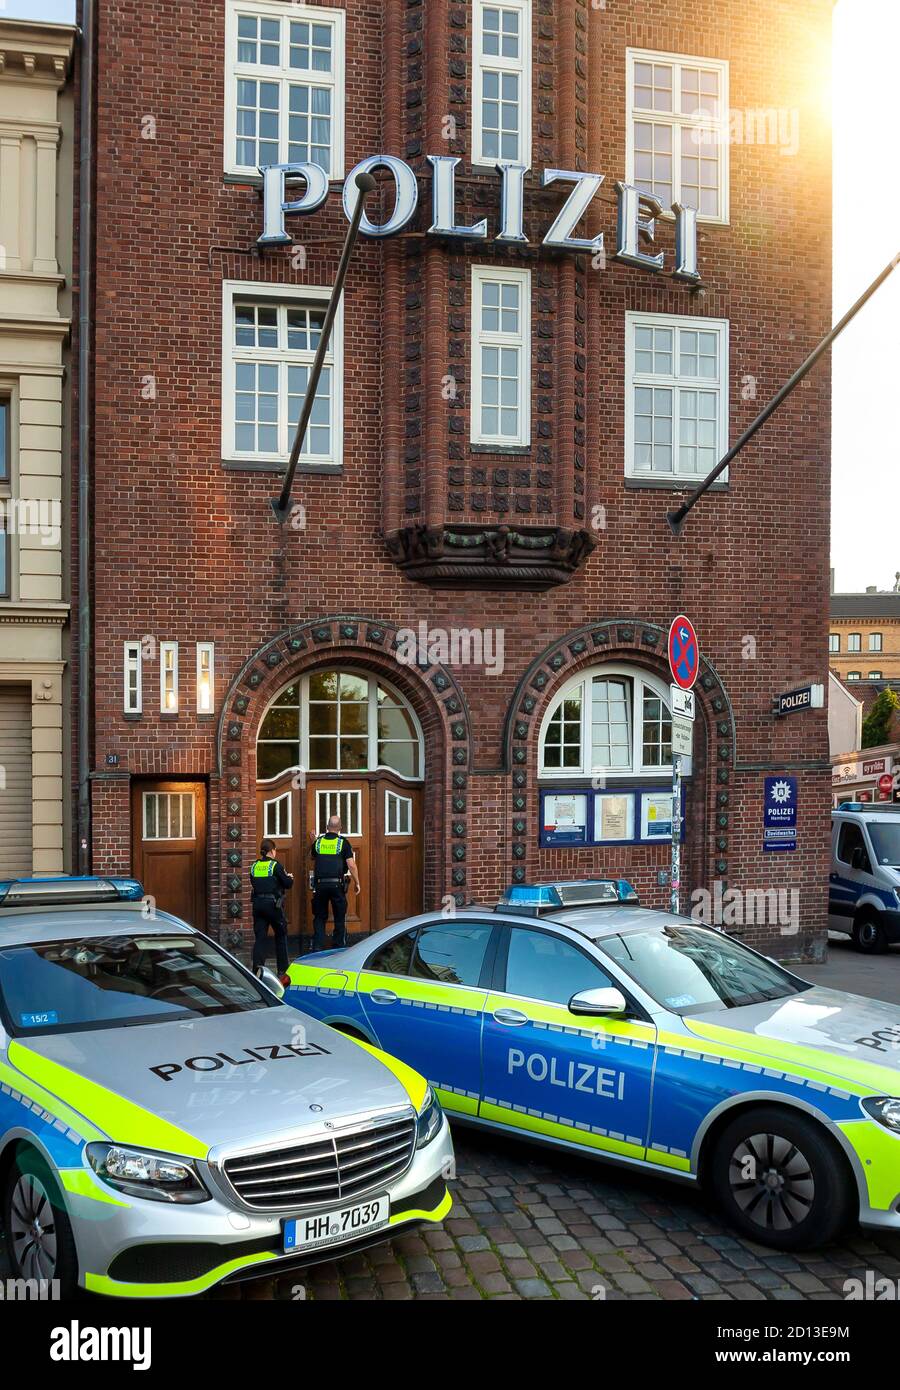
top-left (711, 1106), bottom-right (854, 1250)
top-left (852, 914), bottom-right (887, 953)
top-left (3, 1148), bottom-right (79, 1296)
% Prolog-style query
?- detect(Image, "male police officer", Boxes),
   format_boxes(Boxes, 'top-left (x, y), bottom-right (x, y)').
top-left (310, 814), bottom-right (359, 951)
top-left (249, 838), bottom-right (294, 976)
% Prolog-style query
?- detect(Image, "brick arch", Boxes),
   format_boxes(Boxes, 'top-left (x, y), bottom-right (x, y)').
top-left (500, 619), bottom-right (737, 899)
top-left (212, 616), bottom-right (473, 946)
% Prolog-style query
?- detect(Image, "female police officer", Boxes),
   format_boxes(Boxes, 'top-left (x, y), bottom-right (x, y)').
top-left (249, 838), bottom-right (294, 976)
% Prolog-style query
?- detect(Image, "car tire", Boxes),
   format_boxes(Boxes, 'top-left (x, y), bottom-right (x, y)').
top-left (710, 1106), bottom-right (854, 1250)
top-left (852, 913), bottom-right (887, 954)
top-left (3, 1147), bottom-right (79, 1296)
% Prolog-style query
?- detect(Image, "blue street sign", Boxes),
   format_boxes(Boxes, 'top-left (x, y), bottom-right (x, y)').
top-left (763, 775), bottom-right (797, 852)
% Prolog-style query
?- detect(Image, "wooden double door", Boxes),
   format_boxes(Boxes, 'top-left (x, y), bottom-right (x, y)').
top-left (254, 773), bottom-right (423, 941)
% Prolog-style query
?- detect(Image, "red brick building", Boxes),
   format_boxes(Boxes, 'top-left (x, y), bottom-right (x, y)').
top-left (82, 0), bottom-right (834, 957)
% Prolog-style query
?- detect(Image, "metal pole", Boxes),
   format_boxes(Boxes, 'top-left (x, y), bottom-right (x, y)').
top-left (270, 170), bottom-right (377, 523)
top-left (670, 755), bottom-right (682, 915)
top-left (666, 251), bottom-right (900, 536)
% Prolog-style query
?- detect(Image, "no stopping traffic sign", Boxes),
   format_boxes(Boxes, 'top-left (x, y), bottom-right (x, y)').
top-left (668, 615), bottom-right (700, 691)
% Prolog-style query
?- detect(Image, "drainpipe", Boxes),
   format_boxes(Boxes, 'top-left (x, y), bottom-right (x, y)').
top-left (77, 0), bottom-right (94, 873)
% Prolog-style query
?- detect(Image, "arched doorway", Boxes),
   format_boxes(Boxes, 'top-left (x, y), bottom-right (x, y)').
top-left (254, 667), bottom-right (425, 941)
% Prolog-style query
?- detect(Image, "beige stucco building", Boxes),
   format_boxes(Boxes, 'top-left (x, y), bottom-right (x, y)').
top-left (0, 19), bottom-right (75, 877)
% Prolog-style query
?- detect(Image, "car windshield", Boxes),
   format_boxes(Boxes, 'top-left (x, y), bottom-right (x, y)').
top-left (0, 933), bottom-right (272, 1036)
top-left (597, 923), bottom-right (808, 1015)
top-left (867, 821), bottom-right (900, 867)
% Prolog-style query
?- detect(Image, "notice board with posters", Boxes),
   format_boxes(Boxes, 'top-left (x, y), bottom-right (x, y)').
top-left (539, 786), bottom-right (685, 848)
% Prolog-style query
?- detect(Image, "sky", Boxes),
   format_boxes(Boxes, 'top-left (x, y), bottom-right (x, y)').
top-left (16, 0), bottom-right (898, 595)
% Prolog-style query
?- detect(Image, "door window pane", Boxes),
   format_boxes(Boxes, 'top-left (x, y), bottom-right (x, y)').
top-left (366, 928), bottom-right (419, 976)
top-left (504, 929), bottom-right (612, 1006)
top-left (410, 924), bottom-right (493, 987)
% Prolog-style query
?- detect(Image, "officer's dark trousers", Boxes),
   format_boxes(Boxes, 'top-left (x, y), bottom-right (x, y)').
top-left (312, 880), bottom-right (347, 952)
top-left (252, 896), bottom-right (289, 974)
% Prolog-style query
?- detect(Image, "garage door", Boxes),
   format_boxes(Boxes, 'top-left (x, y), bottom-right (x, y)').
top-left (0, 685), bottom-right (32, 878)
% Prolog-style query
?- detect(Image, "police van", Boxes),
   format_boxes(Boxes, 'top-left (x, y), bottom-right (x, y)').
top-left (829, 804), bottom-right (900, 952)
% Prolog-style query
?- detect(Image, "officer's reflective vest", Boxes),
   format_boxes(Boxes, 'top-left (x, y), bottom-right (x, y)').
top-left (313, 835), bottom-right (345, 884)
top-left (249, 858), bottom-right (277, 897)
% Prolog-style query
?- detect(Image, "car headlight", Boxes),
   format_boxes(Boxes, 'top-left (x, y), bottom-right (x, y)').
top-left (86, 1143), bottom-right (210, 1203)
top-left (415, 1086), bottom-right (443, 1149)
top-left (861, 1097), bottom-right (900, 1133)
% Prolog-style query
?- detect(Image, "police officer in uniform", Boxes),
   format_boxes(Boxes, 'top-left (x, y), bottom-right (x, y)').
top-left (310, 814), bottom-right (359, 952)
top-left (249, 838), bottom-right (294, 976)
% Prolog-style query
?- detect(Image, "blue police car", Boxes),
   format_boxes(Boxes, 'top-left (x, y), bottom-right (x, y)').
top-left (286, 883), bottom-right (900, 1249)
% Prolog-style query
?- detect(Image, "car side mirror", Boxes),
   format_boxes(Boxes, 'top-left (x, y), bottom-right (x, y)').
top-left (259, 967), bottom-right (286, 999)
top-left (568, 986), bottom-right (627, 1017)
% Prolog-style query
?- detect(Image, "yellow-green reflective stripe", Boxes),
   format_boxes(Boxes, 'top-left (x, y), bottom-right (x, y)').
top-left (662, 1027), bottom-right (871, 1097)
top-left (480, 1100), bottom-right (645, 1161)
top-left (0, 1058), bottom-right (105, 1143)
top-left (389, 1188), bottom-right (452, 1226)
top-left (357, 972), bottom-right (487, 1013)
top-left (343, 1035), bottom-right (428, 1111)
top-left (646, 1148), bottom-right (692, 1173)
top-left (484, 992), bottom-right (656, 1043)
top-left (838, 1119), bottom-right (900, 1211)
top-left (286, 964), bottom-right (358, 991)
top-left (8, 1041), bottom-right (209, 1161)
top-left (85, 1251), bottom-right (277, 1299)
top-left (434, 1087), bottom-right (478, 1117)
top-left (59, 1169), bottom-right (128, 1207)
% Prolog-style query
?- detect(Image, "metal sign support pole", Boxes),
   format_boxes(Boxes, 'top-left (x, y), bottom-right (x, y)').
top-left (671, 754), bottom-right (682, 915)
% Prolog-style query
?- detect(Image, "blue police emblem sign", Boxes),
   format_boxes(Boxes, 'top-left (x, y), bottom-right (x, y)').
top-left (763, 776), bottom-right (798, 852)
top-left (668, 615), bottom-right (699, 691)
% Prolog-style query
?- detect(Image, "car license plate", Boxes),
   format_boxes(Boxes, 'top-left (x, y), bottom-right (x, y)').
top-left (283, 1195), bottom-right (389, 1253)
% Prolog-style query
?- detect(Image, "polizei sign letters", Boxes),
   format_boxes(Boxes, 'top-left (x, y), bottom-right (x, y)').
top-left (258, 155), bottom-right (702, 282)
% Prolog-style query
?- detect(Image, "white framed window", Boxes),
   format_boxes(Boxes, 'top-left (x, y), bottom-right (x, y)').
top-left (316, 788), bottom-right (361, 837)
top-left (264, 790), bottom-right (292, 838)
top-left (848, 633), bottom-right (861, 653)
top-left (160, 642), bottom-right (179, 714)
top-left (196, 642), bottom-right (215, 714)
top-left (539, 665), bottom-right (673, 780)
top-left (868, 671), bottom-right (883, 680)
top-left (472, 0), bottom-right (531, 168)
top-left (385, 789), bottom-right (413, 836)
top-left (124, 641), bottom-right (142, 715)
top-left (257, 669), bottom-right (424, 781)
top-left (471, 265), bottom-right (531, 446)
top-left (143, 791), bottom-right (195, 841)
top-left (869, 632), bottom-right (883, 652)
top-left (828, 633), bottom-right (840, 654)
top-left (625, 311), bottom-right (728, 481)
top-left (224, 0), bottom-right (345, 179)
top-left (222, 280), bottom-right (343, 467)
top-left (847, 672), bottom-right (861, 681)
top-left (626, 48), bottom-right (729, 224)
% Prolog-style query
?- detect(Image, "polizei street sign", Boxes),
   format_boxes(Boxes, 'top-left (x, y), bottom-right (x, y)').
top-left (775, 683), bottom-right (824, 717)
top-left (258, 156), bottom-right (702, 282)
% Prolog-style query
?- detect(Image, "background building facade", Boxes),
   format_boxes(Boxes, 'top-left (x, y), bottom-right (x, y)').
top-left (85, 0), bottom-right (833, 957)
top-left (0, 18), bottom-right (75, 878)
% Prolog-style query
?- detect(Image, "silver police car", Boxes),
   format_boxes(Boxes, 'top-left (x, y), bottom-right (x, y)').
top-left (0, 878), bottom-right (452, 1298)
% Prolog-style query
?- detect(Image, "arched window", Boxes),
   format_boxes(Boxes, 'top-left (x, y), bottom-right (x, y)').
top-left (256, 669), bottom-right (424, 782)
top-left (539, 664), bottom-right (673, 779)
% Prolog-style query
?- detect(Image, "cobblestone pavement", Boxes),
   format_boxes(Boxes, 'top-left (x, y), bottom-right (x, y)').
top-left (2, 1128), bottom-right (897, 1302)
top-left (218, 1128), bottom-right (900, 1302)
